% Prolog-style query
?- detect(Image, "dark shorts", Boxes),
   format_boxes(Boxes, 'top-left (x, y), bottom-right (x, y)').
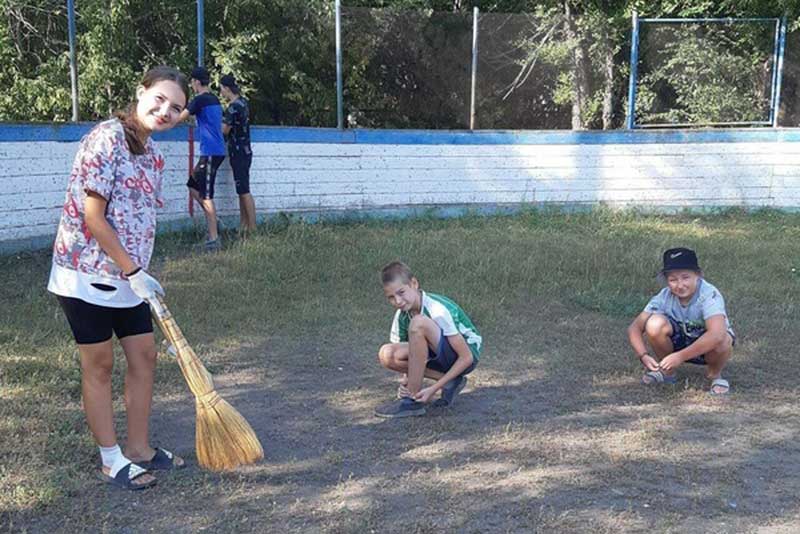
top-left (57, 296), bottom-right (153, 345)
top-left (426, 330), bottom-right (478, 376)
top-left (187, 155), bottom-right (225, 200)
top-left (229, 151), bottom-right (252, 195)
top-left (665, 315), bottom-right (735, 366)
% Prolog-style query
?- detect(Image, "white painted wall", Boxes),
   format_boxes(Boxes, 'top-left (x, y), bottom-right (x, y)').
top-left (2, 136), bottom-right (799, 247)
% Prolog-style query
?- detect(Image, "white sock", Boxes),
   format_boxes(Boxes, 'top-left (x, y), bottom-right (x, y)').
top-left (99, 444), bottom-right (132, 478)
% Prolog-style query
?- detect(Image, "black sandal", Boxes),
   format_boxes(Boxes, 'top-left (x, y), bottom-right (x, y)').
top-left (101, 462), bottom-right (157, 491)
top-left (139, 447), bottom-right (186, 470)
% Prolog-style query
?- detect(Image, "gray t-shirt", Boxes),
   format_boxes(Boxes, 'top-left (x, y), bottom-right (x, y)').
top-left (644, 279), bottom-right (734, 339)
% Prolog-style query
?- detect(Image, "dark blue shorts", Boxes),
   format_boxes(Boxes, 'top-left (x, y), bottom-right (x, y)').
top-left (229, 151), bottom-right (252, 195)
top-left (426, 330), bottom-right (478, 376)
top-left (665, 315), bottom-right (735, 366)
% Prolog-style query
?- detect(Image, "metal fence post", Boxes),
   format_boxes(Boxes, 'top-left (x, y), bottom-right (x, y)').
top-left (626, 10), bottom-right (640, 129)
top-left (67, 0), bottom-right (79, 121)
top-left (771, 16), bottom-right (787, 127)
top-left (768, 18), bottom-right (781, 126)
top-left (197, 0), bottom-right (204, 66)
top-left (470, 7), bottom-right (479, 130)
top-left (335, 0), bottom-right (344, 129)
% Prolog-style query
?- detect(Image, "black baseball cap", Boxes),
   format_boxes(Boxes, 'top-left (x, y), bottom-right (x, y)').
top-left (190, 66), bottom-right (210, 85)
top-left (661, 247), bottom-right (701, 274)
top-left (220, 74), bottom-right (238, 90)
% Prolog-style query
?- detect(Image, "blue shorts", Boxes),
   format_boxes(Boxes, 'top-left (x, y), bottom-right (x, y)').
top-left (229, 151), bottom-right (252, 195)
top-left (426, 330), bottom-right (478, 376)
top-left (665, 315), bottom-right (735, 366)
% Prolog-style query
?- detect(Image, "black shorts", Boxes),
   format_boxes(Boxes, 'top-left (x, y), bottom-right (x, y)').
top-left (229, 152), bottom-right (252, 195)
top-left (187, 155), bottom-right (225, 200)
top-left (57, 296), bottom-right (153, 345)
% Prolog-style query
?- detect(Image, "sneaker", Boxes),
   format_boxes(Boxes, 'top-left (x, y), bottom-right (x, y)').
top-left (374, 397), bottom-right (427, 418)
top-left (204, 238), bottom-right (221, 252)
top-left (435, 376), bottom-right (467, 407)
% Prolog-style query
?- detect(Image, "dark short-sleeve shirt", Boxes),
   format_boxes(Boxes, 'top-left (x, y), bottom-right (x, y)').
top-left (188, 93), bottom-right (226, 156)
top-left (222, 97), bottom-right (252, 157)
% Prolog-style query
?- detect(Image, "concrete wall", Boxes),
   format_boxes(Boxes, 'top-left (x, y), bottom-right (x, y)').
top-left (2, 124), bottom-right (799, 251)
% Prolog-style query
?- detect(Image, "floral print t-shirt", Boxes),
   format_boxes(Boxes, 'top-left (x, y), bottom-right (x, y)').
top-left (47, 119), bottom-right (165, 307)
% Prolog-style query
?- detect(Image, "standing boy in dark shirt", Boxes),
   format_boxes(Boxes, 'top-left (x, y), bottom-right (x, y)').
top-left (220, 75), bottom-right (256, 233)
top-left (179, 66), bottom-right (226, 251)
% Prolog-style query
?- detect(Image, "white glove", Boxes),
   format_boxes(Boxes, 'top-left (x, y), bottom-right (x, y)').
top-left (128, 269), bottom-right (164, 301)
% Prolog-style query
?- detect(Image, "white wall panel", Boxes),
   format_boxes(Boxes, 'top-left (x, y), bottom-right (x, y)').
top-left (2, 135), bottom-right (799, 246)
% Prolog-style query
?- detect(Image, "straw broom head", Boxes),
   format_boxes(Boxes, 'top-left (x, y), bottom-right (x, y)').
top-left (195, 390), bottom-right (264, 471)
top-left (150, 296), bottom-right (264, 471)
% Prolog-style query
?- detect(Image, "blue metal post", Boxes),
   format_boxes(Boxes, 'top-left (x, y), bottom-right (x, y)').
top-left (470, 7), bottom-right (478, 130)
top-left (335, 0), bottom-right (343, 129)
top-left (197, 0), bottom-right (204, 66)
top-left (67, 0), bottom-right (79, 121)
top-left (768, 18), bottom-right (781, 126)
top-left (626, 11), bottom-right (640, 129)
top-left (772, 17), bottom-right (787, 127)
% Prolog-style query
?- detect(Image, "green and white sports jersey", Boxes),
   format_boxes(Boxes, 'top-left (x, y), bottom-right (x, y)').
top-left (389, 291), bottom-right (482, 360)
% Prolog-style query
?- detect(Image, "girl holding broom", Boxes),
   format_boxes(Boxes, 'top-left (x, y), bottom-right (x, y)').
top-left (48, 66), bottom-right (189, 490)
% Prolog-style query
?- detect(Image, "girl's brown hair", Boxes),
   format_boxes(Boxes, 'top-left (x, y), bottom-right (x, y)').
top-left (115, 66), bottom-right (189, 155)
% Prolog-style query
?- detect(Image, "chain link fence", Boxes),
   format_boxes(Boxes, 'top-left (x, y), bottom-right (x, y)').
top-left (6, 2), bottom-right (800, 130)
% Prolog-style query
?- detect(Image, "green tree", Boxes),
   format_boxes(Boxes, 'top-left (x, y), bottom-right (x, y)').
top-left (1, 0), bottom-right (798, 128)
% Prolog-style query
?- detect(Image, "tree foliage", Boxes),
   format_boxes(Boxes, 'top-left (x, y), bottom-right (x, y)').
top-left (0, 0), bottom-right (797, 128)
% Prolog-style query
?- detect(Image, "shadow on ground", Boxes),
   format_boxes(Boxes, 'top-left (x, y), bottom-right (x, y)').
top-left (11, 327), bottom-right (800, 534)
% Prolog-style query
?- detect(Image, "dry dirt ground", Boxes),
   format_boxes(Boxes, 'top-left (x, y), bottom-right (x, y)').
top-left (8, 303), bottom-right (800, 534)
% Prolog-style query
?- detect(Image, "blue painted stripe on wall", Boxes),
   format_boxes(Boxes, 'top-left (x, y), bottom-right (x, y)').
top-left (2, 122), bottom-right (800, 145)
top-left (0, 122), bottom-right (190, 142)
top-left (350, 128), bottom-right (800, 145)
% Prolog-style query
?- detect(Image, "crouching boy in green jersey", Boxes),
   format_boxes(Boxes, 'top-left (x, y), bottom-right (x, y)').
top-left (375, 261), bottom-right (482, 418)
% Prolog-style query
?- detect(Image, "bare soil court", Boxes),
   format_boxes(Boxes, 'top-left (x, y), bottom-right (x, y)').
top-left (2, 210), bottom-right (799, 533)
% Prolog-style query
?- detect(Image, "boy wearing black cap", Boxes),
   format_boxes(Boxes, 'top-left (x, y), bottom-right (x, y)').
top-left (179, 66), bottom-right (226, 251)
top-left (627, 248), bottom-right (734, 395)
top-left (220, 74), bottom-right (256, 233)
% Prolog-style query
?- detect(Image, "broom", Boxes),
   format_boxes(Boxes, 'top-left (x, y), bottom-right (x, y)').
top-left (148, 295), bottom-right (264, 471)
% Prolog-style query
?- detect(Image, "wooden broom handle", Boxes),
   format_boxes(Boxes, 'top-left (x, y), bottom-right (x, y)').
top-left (148, 295), bottom-right (182, 347)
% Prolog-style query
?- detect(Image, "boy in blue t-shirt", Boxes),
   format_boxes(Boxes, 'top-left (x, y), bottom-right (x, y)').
top-left (179, 66), bottom-right (226, 251)
top-left (375, 261), bottom-right (482, 418)
top-left (627, 248), bottom-right (734, 395)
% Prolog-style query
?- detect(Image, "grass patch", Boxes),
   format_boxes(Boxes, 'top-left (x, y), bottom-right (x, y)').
top-left (2, 208), bottom-right (799, 531)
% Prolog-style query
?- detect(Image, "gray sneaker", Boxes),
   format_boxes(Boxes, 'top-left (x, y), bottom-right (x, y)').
top-left (204, 238), bottom-right (221, 252)
top-left (435, 376), bottom-right (467, 407)
top-left (374, 397), bottom-right (427, 418)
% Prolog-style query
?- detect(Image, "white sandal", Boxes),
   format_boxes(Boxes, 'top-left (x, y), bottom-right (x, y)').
top-left (709, 378), bottom-right (730, 396)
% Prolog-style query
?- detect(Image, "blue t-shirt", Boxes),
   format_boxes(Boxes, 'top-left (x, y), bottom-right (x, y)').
top-left (188, 92), bottom-right (226, 156)
top-left (644, 279), bottom-right (734, 338)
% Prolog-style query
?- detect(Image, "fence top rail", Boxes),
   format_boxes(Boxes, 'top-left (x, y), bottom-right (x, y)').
top-left (638, 17), bottom-right (779, 24)
top-left (638, 121), bottom-right (774, 128)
